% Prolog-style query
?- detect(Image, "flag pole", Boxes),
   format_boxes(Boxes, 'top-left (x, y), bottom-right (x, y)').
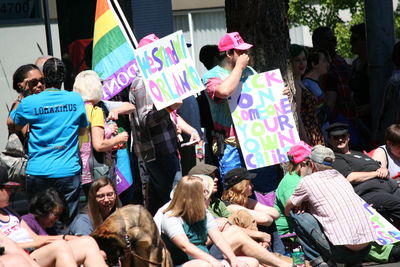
top-left (110, 0), bottom-right (139, 48)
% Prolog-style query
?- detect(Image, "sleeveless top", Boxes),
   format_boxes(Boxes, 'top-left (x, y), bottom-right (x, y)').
top-left (380, 145), bottom-right (400, 180)
top-left (0, 208), bottom-right (33, 243)
top-left (300, 85), bottom-right (324, 146)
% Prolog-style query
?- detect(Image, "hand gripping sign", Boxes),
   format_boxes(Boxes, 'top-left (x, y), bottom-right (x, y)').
top-left (134, 31), bottom-right (205, 110)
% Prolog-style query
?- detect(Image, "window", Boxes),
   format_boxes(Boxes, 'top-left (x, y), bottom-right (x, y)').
top-left (0, 0), bottom-right (41, 23)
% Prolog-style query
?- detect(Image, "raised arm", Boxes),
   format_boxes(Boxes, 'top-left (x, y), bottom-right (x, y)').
top-left (106, 102), bottom-right (135, 121)
top-left (213, 54), bottom-right (249, 99)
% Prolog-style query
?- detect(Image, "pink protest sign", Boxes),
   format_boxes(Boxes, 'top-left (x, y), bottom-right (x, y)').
top-left (228, 69), bottom-right (300, 169)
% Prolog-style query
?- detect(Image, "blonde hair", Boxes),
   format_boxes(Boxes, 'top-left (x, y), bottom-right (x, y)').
top-left (73, 70), bottom-right (103, 103)
top-left (87, 177), bottom-right (121, 229)
top-left (164, 176), bottom-right (206, 225)
top-left (221, 179), bottom-right (250, 206)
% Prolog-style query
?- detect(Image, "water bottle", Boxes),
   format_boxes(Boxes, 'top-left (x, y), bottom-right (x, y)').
top-left (292, 247), bottom-right (305, 267)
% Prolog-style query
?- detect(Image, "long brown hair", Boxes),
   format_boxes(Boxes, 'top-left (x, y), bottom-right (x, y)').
top-left (87, 177), bottom-right (121, 229)
top-left (221, 179), bottom-right (250, 206)
top-left (164, 176), bottom-right (206, 225)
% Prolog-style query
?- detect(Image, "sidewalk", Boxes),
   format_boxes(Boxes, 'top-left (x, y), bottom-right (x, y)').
top-left (364, 263), bottom-right (398, 266)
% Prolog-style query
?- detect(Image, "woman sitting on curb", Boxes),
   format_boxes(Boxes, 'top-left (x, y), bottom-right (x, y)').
top-left (0, 166), bottom-right (107, 267)
top-left (221, 168), bottom-right (280, 227)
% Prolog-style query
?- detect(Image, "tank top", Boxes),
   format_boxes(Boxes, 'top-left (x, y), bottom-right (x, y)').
top-left (380, 145), bottom-right (400, 180)
top-left (0, 208), bottom-right (33, 243)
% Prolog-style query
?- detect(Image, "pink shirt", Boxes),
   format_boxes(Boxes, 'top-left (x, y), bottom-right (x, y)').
top-left (290, 169), bottom-right (377, 246)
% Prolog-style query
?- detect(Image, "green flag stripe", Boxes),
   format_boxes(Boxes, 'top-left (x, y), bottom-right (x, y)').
top-left (93, 26), bottom-right (127, 68)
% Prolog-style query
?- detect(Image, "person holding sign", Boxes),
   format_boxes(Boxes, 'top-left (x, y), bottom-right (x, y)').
top-left (202, 32), bottom-right (281, 192)
top-left (129, 34), bottom-right (201, 215)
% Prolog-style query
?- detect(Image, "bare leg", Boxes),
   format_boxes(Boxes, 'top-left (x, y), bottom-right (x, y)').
top-left (30, 240), bottom-right (78, 267)
top-left (66, 236), bottom-right (107, 267)
top-left (222, 225), bottom-right (292, 267)
top-left (0, 254), bottom-right (36, 267)
top-left (221, 256), bottom-right (259, 267)
top-left (0, 232), bottom-right (40, 267)
top-left (182, 259), bottom-right (212, 267)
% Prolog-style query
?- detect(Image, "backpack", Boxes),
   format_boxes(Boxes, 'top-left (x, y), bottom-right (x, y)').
top-left (0, 133), bottom-right (28, 188)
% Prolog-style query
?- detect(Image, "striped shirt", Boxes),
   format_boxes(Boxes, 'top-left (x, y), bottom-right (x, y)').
top-left (290, 169), bottom-right (377, 246)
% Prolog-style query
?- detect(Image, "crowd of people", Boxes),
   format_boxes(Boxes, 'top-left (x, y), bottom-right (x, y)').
top-left (0, 23), bottom-right (400, 267)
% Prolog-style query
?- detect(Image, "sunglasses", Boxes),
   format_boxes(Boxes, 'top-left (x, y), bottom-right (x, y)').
top-left (27, 78), bottom-right (44, 87)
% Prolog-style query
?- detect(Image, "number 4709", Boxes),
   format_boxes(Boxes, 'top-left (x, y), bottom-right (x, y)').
top-left (0, 2), bottom-right (30, 14)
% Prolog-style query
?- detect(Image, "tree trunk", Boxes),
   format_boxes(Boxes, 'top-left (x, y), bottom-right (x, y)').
top-left (225, 0), bottom-right (297, 126)
top-left (225, 0), bottom-right (290, 75)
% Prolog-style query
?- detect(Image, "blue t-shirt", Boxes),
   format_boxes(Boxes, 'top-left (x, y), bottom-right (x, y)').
top-left (11, 89), bottom-right (88, 177)
top-left (68, 213), bottom-right (93, 235)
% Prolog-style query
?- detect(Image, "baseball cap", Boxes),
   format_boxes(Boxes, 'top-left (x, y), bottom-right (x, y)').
top-left (287, 141), bottom-right (312, 164)
top-left (224, 168), bottom-right (256, 189)
top-left (218, 32), bottom-right (253, 52)
top-left (310, 145), bottom-right (335, 166)
top-left (188, 164), bottom-right (218, 176)
top-left (138, 34), bottom-right (159, 48)
top-left (326, 122), bottom-right (349, 136)
top-left (0, 166), bottom-right (19, 187)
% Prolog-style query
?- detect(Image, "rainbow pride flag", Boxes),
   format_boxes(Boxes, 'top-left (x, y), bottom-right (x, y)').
top-left (93, 0), bottom-right (137, 100)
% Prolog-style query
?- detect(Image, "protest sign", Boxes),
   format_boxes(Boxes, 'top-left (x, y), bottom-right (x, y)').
top-left (228, 69), bottom-right (300, 169)
top-left (133, 31), bottom-right (205, 110)
top-left (361, 198), bottom-right (400, 245)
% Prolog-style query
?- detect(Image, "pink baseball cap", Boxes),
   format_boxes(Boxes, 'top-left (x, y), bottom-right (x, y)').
top-left (287, 141), bottom-right (312, 164)
top-left (218, 32), bottom-right (253, 52)
top-left (138, 34), bottom-right (159, 48)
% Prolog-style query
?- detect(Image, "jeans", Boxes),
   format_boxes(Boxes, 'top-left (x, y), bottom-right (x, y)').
top-left (259, 224), bottom-right (286, 255)
top-left (27, 174), bottom-right (81, 224)
top-left (219, 144), bottom-right (277, 192)
top-left (290, 211), bottom-right (371, 265)
top-left (145, 151), bottom-right (181, 215)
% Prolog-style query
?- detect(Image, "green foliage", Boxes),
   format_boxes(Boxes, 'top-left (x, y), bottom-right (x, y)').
top-left (288, 0), bottom-right (365, 58)
top-left (395, 4), bottom-right (400, 38)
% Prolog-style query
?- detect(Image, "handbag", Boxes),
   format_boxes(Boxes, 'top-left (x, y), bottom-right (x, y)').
top-left (0, 133), bottom-right (28, 186)
top-left (88, 102), bottom-right (111, 180)
top-left (89, 151), bottom-right (110, 180)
